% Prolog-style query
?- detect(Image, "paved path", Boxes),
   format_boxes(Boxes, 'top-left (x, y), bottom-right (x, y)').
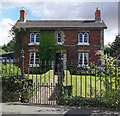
top-left (30, 75), bottom-right (58, 105)
top-left (2, 103), bottom-right (120, 115)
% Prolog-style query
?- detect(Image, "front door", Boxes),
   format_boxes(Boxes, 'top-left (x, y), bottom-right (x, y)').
top-left (54, 53), bottom-right (62, 74)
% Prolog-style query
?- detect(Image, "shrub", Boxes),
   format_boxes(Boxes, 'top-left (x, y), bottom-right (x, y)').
top-left (1, 63), bottom-right (29, 102)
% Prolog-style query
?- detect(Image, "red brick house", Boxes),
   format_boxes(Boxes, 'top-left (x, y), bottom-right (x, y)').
top-left (14, 8), bottom-right (107, 72)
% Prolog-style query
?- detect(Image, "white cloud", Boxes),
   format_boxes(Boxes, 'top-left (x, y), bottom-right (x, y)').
top-left (104, 29), bottom-right (118, 45)
top-left (1, 2), bottom-right (119, 45)
top-left (0, 18), bottom-right (15, 46)
top-left (29, 3), bottom-right (83, 19)
top-left (2, 0), bottom-right (120, 2)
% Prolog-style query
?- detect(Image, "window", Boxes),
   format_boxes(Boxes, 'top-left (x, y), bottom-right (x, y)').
top-left (56, 32), bottom-right (62, 45)
top-left (29, 52), bottom-right (39, 67)
top-left (36, 33), bottom-right (40, 42)
top-left (30, 33), bottom-right (34, 43)
top-left (78, 33), bottom-right (83, 43)
top-left (78, 53), bottom-right (89, 66)
top-left (78, 32), bottom-right (89, 45)
top-left (29, 33), bottom-right (40, 45)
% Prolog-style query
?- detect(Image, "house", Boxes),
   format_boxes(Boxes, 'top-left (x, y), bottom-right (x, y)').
top-left (14, 8), bottom-right (107, 72)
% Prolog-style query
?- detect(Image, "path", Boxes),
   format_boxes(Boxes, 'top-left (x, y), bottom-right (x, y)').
top-left (30, 75), bottom-right (58, 105)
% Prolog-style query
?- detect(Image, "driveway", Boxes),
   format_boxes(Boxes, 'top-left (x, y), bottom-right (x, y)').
top-left (2, 102), bottom-right (120, 116)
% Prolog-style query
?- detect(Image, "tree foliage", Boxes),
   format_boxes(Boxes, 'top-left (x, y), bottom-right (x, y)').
top-left (10, 27), bottom-right (28, 67)
top-left (1, 63), bottom-right (30, 102)
top-left (104, 35), bottom-right (120, 56)
top-left (0, 48), bottom-right (6, 54)
top-left (2, 40), bottom-right (14, 52)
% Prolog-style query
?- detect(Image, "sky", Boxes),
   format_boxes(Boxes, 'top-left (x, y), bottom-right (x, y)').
top-left (0, 0), bottom-right (119, 46)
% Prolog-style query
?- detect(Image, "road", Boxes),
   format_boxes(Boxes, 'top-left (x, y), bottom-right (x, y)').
top-left (1, 102), bottom-right (120, 116)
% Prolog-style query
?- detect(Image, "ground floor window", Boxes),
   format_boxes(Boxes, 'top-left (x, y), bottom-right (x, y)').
top-left (29, 52), bottom-right (39, 67)
top-left (78, 53), bottom-right (89, 66)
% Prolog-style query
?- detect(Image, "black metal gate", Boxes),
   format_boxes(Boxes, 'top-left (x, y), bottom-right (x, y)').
top-left (27, 62), bottom-right (64, 105)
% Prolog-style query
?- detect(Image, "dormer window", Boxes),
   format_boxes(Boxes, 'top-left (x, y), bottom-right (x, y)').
top-left (29, 32), bottom-right (40, 45)
top-left (78, 32), bottom-right (89, 45)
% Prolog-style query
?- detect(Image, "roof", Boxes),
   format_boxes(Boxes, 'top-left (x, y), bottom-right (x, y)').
top-left (14, 20), bottom-right (107, 30)
top-left (0, 52), bottom-right (13, 59)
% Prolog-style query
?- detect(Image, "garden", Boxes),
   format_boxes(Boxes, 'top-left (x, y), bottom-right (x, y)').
top-left (57, 50), bottom-right (120, 110)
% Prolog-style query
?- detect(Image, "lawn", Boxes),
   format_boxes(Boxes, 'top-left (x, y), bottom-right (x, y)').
top-left (25, 70), bottom-right (54, 97)
top-left (24, 69), bottom-right (116, 99)
top-left (63, 70), bottom-right (105, 98)
top-left (26, 70), bottom-right (54, 85)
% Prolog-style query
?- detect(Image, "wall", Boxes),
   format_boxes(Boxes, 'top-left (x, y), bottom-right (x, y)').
top-left (22, 29), bottom-right (102, 71)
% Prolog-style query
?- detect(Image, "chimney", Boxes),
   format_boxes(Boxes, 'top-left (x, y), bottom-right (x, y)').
top-left (95, 7), bottom-right (101, 21)
top-left (20, 8), bottom-right (27, 22)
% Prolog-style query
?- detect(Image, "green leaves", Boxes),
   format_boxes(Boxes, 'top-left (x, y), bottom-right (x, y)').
top-left (10, 27), bottom-right (28, 67)
top-left (1, 63), bottom-right (29, 102)
top-left (36, 31), bottom-right (64, 73)
top-left (104, 35), bottom-right (120, 57)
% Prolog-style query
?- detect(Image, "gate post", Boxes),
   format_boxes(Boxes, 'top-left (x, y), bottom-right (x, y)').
top-left (21, 49), bottom-right (25, 79)
top-left (21, 49), bottom-right (25, 102)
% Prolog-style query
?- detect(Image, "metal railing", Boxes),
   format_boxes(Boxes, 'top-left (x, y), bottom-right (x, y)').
top-left (1, 58), bottom-right (120, 105)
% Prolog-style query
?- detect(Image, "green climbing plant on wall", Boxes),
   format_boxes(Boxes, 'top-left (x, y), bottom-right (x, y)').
top-left (10, 27), bottom-right (28, 67)
top-left (36, 31), bottom-right (64, 73)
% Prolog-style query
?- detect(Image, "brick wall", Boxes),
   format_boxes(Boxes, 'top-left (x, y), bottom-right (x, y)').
top-left (22, 30), bottom-right (102, 71)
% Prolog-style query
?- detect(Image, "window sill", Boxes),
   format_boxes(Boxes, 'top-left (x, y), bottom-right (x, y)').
top-left (78, 64), bottom-right (89, 67)
top-left (57, 42), bottom-right (62, 45)
top-left (29, 64), bottom-right (40, 67)
top-left (28, 42), bottom-right (40, 46)
top-left (77, 43), bottom-right (90, 46)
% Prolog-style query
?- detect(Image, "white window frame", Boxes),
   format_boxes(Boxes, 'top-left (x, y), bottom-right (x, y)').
top-left (29, 33), bottom-right (40, 45)
top-left (78, 32), bottom-right (89, 45)
top-left (56, 32), bottom-right (63, 45)
top-left (29, 52), bottom-right (39, 67)
top-left (78, 53), bottom-right (89, 67)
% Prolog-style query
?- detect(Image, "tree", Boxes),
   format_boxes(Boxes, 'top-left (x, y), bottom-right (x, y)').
top-left (104, 45), bottom-right (111, 55)
top-left (10, 27), bottom-right (28, 67)
top-left (2, 40), bottom-right (14, 52)
top-left (104, 35), bottom-right (120, 57)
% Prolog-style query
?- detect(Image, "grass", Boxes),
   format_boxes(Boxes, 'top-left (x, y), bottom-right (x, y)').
top-left (26, 70), bottom-right (54, 85)
top-left (0, 48), bottom-right (6, 54)
top-left (24, 69), bottom-right (117, 99)
top-left (63, 70), bottom-right (105, 98)
top-left (25, 70), bottom-right (54, 96)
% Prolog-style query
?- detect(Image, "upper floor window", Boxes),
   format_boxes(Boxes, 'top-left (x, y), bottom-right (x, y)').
top-left (56, 31), bottom-right (65, 45)
top-left (78, 32), bottom-right (89, 45)
top-left (56, 32), bottom-right (62, 45)
top-left (78, 53), bottom-right (89, 67)
top-left (29, 33), bottom-right (40, 45)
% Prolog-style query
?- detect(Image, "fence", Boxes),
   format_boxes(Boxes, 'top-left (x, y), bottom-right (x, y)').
top-left (1, 58), bottom-right (120, 105)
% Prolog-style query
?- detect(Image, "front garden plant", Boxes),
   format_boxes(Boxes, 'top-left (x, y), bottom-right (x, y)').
top-left (57, 50), bottom-right (120, 110)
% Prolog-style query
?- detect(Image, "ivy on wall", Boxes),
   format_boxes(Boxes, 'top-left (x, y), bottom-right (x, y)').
top-left (36, 31), bottom-right (64, 72)
top-left (10, 27), bottom-right (28, 67)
